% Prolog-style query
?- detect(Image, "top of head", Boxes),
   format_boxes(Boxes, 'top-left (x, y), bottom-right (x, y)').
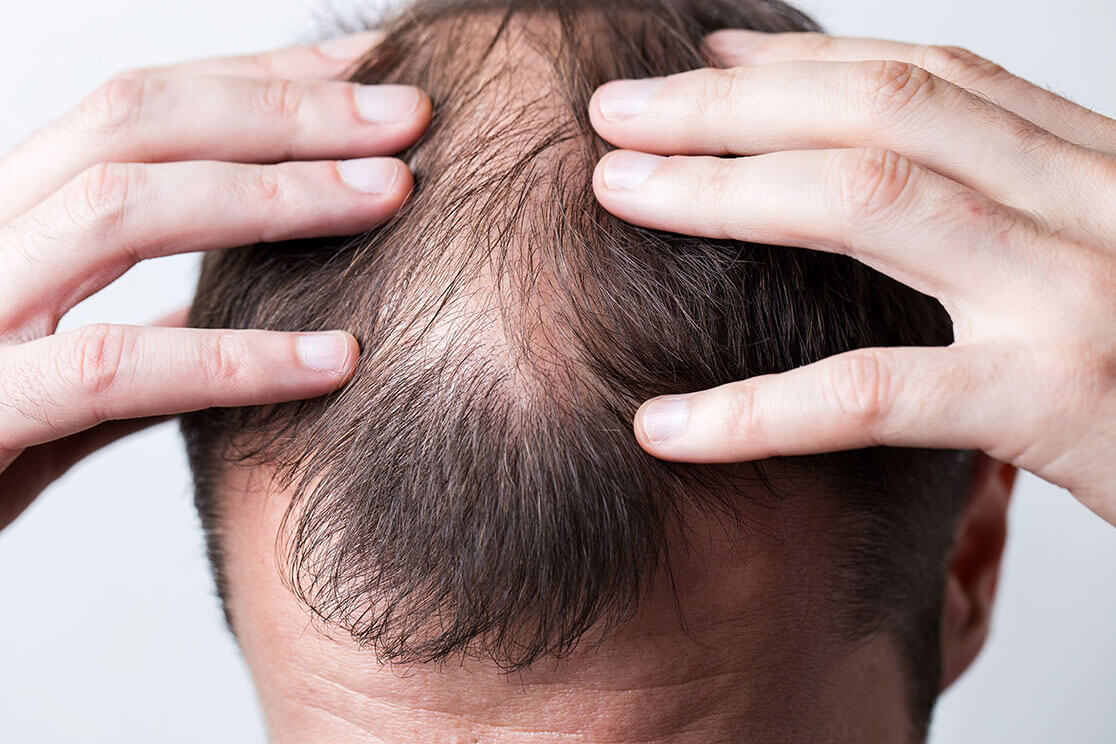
top-left (182, 0), bottom-right (967, 693)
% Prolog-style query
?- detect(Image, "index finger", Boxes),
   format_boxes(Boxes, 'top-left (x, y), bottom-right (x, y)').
top-left (129, 30), bottom-right (386, 81)
top-left (706, 30), bottom-right (1116, 154)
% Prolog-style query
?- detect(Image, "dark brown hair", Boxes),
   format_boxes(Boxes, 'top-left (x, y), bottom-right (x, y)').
top-left (182, 0), bottom-right (971, 736)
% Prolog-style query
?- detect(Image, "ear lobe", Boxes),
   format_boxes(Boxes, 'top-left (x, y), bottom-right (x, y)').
top-left (939, 454), bottom-right (1017, 690)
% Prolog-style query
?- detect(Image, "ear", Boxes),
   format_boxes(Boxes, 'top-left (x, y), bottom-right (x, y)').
top-left (939, 453), bottom-right (1017, 690)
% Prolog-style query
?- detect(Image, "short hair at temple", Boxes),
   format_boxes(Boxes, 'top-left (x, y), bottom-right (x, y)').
top-left (180, 0), bottom-right (973, 733)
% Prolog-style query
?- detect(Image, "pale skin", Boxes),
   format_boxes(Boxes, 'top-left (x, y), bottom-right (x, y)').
top-left (0, 31), bottom-right (432, 529)
top-left (591, 30), bottom-right (1116, 525)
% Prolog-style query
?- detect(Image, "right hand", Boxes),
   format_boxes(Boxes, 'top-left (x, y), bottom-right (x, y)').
top-left (0, 31), bottom-right (432, 529)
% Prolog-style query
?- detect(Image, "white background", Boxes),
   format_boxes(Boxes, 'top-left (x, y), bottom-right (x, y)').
top-left (0, 0), bottom-right (1113, 741)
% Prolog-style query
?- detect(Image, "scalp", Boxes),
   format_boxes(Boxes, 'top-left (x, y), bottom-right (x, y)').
top-left (182, 4), bottom-right (965, 730)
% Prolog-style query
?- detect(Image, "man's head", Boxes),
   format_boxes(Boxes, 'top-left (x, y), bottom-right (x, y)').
top-left (181, 1), bottom-right (1013, 740)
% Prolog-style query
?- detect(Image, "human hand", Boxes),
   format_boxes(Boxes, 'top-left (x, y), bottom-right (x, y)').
top-left (0, 31), bottom-right (431, 529)
top-left (589, 32), bottom-right (1116, 523)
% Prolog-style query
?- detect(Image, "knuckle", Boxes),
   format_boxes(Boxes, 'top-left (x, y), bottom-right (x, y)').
top-left (693, 69), bottom-right (747, 154)
top-left (687, 158), bottom-right (741, 238)
top-left (835, 148), bottom-right (917, 224)
top-left (827, 351), bottom-right (895, 434)
top-left (63, 162), bottom-right (142, 237)
top-left (245, 164), bottom-right (286, 207)
top-left (201, 332), bottom-right (248, 384)
top-left (247, 51), bottom-right (283, 78)
top-left (721, 383), bottom-right (762, 443)
top-left (798, 32), bottom-right (836, 56)
top-left (259, 78), bottom-right (303, 122)
top-left (848, 59), bottom-right (936, 119)
top-left (698, 68), bottom-right (744, 117)
top-left (79, 75), bottom-right (150, 134)
top-left (921, 45), bottom-right (1007, 87)
top-left (946, 188), bottom-right (1026, 254)
top-left (63, 323), bottom-right (133, 399)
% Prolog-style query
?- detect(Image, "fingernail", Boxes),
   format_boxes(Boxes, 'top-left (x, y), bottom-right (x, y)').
top-left (706, 29), bottom-right (767, 54)
top-left (602, 151), bottom-right (664, 191)
top-left (297, 332), bottom-right (353, 373)
top-left (641, 396), bottom-right (689, 443)
top-left (598, 78), bottom-right (663, 121)
top-left (317, 30), bottom-right (384, 60)
top-left (338, 157), bottom-right (399, 194)
top-left (355, 84), bottom-right (422, 123)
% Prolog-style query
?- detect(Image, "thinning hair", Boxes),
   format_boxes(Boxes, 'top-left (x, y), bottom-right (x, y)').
top-left (182, 0), bottom-right (971, 735)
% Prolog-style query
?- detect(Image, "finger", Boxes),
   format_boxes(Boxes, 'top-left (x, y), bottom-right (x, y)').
top-left (0, 157), bottom-right (413, 335)
top-left (133, 30), bottom-right (385, 80)
top-left (0, 325), bottom-right (359, 450)
top-left (0, 76), bottom-right (430, 222)
top-left (705, 31), bottom-right (1116, 155)
top-left (589, 61), bottom-right (1109, 238)
top-left (633, 346), bottom-right (1000, 463)
top-left (593, 147), bottom-right (1052, 307)
top-left (2, 302), bottom-right (215, 524)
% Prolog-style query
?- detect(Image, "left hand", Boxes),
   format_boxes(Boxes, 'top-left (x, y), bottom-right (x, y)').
top-left (588, 32), bottom-right (1116, 522)
top-left (0, 31), bottom-right (430, 529)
